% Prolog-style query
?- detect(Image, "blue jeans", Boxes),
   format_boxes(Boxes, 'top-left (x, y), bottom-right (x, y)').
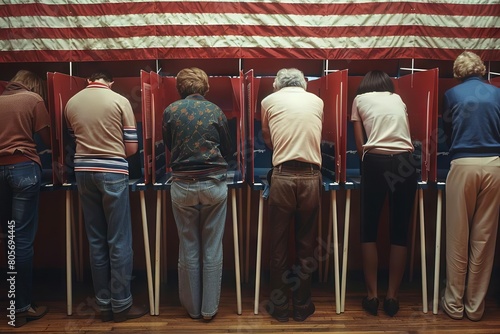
top-left (170, 174), bottom-right (227, 318)
top-left (0, 161), bottom-right (41, 312)
top-left (75, 172), bottom-right (133, 313)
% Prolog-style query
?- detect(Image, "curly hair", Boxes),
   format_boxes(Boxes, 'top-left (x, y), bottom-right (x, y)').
top-left (175, 67), bottom-right (210, 98)
top-left (273, 68), bottom-right (307, 91)
top-left (453, 51), bottom-right (486, 80)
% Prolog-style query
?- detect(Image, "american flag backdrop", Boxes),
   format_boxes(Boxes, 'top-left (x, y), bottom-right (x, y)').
top-left (0, 0), bottom-right (499, 63)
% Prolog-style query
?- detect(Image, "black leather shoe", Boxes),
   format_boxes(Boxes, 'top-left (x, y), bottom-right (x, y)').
top-left (265, 302), bottom-right (289, 322)
top-left (293, 302), bottom-right (315, 322)
top-left (362, 297), bottom-right (379, 316)
top-left (100, 309), bottom-right (113, 322)
top-left (383, 298), bottom-right (399, 317)
top-left (15, 304), bottom-right (48, 327)
top-left (113, 304), bottom-right (149, 323)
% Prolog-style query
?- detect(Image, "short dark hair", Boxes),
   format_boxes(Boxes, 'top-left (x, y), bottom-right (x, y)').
top-left (356, 70), bottom-right (395, 95)
top-left (89, 71), bottom-right (113, 83)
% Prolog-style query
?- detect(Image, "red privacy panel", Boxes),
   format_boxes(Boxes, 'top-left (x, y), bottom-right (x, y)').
top-left (150, 71), bottom-right (176, 184)
top-left (48, 72), bottom-right (86, 185)
top-left (397, 69), bottom-right (439, 183)
top-left (140, 70), bottom-right (153, 184)
top-left (245, 71), bottom-right (276, 186)
top-left (308, 71), bottom-right (348, 184)
top-left (205, 75), bottom-right (245, 184)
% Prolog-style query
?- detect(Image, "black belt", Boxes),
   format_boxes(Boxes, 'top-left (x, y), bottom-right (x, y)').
top-left (279, 160), bottom-right (320, 170)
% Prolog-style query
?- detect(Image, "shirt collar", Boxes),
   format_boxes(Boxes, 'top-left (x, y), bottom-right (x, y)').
top-left (5, 82), bottom-right (30, 92)
top-left (279, 86), bottom-right (306, 92)
top-left (462, 76), bottom-right (484, 83)
top-left (185, 93), bottom-right (205, 100)
top-left (86, 82), bottom-right (111, 89)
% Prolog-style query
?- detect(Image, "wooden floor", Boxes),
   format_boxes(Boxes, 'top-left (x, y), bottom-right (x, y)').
top-left (2, 270), bottom-right (500, 333)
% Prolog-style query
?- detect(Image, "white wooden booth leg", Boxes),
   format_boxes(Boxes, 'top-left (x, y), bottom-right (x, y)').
top-left (231, 188), bottom-right (242, 315)
top-left (341, 189), bottom-right (351, 313)
top-left (139, 191), bottom-right (154, 315)
top-left (253, 192), bottom-right (264, 315)
top-left (66, 191), bottom-right (73, 316)
top-left (245, 185), bottom-right (251, 283)
top-left (331, 191), bottom-right (340, 314)
top-left (433, 188), bottom-right (443, 314)
top-left (419, 188), bottom-right (428, 313)
top-left (154, 190), bottom-right (162, 315)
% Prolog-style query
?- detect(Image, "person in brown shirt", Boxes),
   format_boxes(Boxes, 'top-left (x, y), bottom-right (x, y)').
top-left (0, 70), bottom-right (51, 327)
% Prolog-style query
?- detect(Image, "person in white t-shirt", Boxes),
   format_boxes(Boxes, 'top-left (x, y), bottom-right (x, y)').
top-left (351, 70), bottom-right (417, 317)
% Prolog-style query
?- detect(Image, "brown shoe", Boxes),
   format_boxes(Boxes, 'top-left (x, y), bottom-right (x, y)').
top-left (293, 302), bottom-right (315, 322)
top-left (15, 304), bottom-right (48, 327)
top-left (265, 302), bottom-right (289, 322)
top-left (113, 304), bottom-right (149, 323)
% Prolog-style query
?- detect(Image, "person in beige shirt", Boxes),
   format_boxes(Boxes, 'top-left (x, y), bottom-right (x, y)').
top-left (65, 71), bottom-right (147, 322)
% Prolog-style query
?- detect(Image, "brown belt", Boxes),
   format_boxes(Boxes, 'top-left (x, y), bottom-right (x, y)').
top-left (279, 160), bottom-right (320, 170)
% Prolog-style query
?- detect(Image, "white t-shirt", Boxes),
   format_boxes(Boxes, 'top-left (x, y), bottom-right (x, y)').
top-left (261, 87), bottom-right (324, 167)
top-left (351, 91), bottom-right (413, 155)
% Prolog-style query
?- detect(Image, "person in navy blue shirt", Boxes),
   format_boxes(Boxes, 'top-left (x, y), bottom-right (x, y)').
top-left (442, 51), bottom-right (500, 321)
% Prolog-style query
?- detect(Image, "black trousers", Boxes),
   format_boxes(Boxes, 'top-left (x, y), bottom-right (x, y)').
top-left (360, 152), bottom-right (417, 246)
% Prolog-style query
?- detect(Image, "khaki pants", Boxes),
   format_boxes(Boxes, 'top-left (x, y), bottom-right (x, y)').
top-left (443, 156), bottom-right (500, 321)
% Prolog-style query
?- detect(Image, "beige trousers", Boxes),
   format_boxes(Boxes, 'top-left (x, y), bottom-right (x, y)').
top-left (443, 156), bottom-right (500, 321)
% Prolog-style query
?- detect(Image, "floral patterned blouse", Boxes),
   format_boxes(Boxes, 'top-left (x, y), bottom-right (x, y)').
top-left (162, 93), bottom-right (233, 173)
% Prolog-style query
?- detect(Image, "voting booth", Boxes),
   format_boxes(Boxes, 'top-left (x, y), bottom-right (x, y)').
top-left (342, 69), bottom-right (439, 314)
top-left (246, 70), bottom-right (347, 315)
top-left (144, 70), bottom-right (246, 315)
top-left (46, 73), bottom-right (154, 315)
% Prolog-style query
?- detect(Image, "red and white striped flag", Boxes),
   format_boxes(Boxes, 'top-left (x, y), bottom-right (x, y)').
top-left (1, 0), bottom-right (498, 62)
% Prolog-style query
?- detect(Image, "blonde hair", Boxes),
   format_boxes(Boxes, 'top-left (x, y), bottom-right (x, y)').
top-left (453, 51), bottom-right (486, 80)
top-left (10, 70), bottom-right (46, 100)
top-left (175, 67), bottom-right (209, 98)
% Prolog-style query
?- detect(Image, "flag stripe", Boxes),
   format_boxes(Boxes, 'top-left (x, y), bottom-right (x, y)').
top-left (0, 1), bottom-right (498, 62)
top-left (2, 13), bottom-right (498, 30)
top-left (3, 36), bottom-right (496, 51)
top-left (1, 1), bottom-right (498, 17)
top-left (1, 26), bottom-right (497, 40)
